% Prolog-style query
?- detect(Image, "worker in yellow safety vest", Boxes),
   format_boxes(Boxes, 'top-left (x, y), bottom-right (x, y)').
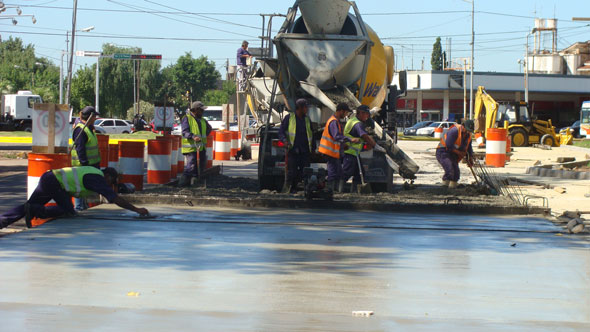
top-left (71, 106), bottom-right (101, 211)
top-left (436, 119), bottom-right (475, 188)
top-left (179, 101), bottom-right (212, 187)
top-left (319, 102), bottom-right (359, 192)
top-left (0, 166), bottom-right (149, 229)
top-left (278, 98), bottom-right (316, 193)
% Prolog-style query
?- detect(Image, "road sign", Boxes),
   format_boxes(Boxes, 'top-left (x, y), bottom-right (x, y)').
top-left (76, 50), bottom-right (102, 57)
top-left (112, 53), bottom-right (161, 60)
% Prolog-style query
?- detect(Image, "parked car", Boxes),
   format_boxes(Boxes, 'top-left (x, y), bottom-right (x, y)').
top-left (94, 118), bottom-right (132, 134)
top-left (416, 121), bottom-right (456, 136)
top-left (558, 120), bottom-right (581, 139)
top-left (70, 116), bottom-right (106, 134)
top-left (403, 121), bottom-right (433, 136)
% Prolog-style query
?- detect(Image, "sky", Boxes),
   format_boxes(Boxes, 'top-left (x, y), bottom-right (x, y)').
top-left (1, 0), bottom-right (589, 76)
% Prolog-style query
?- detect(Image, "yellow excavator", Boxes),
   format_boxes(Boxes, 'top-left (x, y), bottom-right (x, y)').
top-left (473, 86), bottom-right (572, 147)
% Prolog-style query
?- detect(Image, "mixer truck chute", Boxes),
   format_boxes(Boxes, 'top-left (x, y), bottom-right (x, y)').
top-left (254, 0), bottom-right (419, 193)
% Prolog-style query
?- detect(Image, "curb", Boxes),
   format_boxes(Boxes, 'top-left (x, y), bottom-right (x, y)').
top-left (123, 193), bottom-right (549, 216)
top-left (0, 137), bottom-right (149, 146)
top-left (526, 166), bottom-right (590, 180)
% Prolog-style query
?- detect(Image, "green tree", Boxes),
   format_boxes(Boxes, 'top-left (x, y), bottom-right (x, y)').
top-left (70, 65), bottom-right (96, 112)
top-left (126, 100), bottom-right (154, 121)
top-left (166, 53), bottom-right (220, 109)
top-left (202, 80), bottom-right (236, 105)
top-left (431, 37), bottom-right (443, 71)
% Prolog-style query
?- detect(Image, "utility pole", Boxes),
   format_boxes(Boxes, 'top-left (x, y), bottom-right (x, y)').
top-left (469, 0), bottom-right (475, 120)
top-left (65, 0), bottom-right (78, 106)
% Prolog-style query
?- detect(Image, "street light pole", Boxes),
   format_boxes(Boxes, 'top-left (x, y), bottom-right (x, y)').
top-left (469, 0), bottom-right (474, 120)
top-left (95, 56), bottom-right (100, 114)
top-left (65, 0), bottom-right (78, 106)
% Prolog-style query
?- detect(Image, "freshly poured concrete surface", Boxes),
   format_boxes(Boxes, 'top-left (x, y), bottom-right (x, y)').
top-left (1, 205), bottom-right (590, 330)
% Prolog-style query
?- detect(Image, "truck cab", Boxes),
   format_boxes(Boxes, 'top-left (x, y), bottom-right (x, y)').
top-left (1, 90), bottom-right (43, 132)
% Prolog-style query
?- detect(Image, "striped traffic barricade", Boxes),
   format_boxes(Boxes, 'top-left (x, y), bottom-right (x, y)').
top-left (433, 127), bottom-right (444, 139)
top-left (485, 128), bottom-right (507, 167)
top-left (230, 131), bottom-right (239, 159)
top-left (147, 138), bottom-right (171, 184)
top-left (119, 141), bottom-right (145, 191)
top-left (214, 131), bottom-right (231, 161)
top-left (96, 134), bottom-right (109, 168)
top-left (176, 135), bottom-right (184, 175)
top-left (108, 143), bottom-right (119, 171)
top-left (206, 131), bottom-right (215, 168)
top-left (169, 135), bottom-right (179, 179)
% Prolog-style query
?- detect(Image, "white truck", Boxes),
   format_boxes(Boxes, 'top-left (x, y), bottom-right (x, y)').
top-left (0, 90), bottom-right (43, 132)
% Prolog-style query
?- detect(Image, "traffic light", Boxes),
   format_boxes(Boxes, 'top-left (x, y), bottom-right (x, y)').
top-left (130, 54), bottom-right (162, 60)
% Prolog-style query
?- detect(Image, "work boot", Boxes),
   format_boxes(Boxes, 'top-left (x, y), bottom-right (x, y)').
top-left (441, 180), bottom-right (450, 187)
top-left (337, 180), bottom-right (345, 193)
top-left (325, 180), bottom-right (335, 193)
top-left (350, 181), bottom-right (359, 194)
top-left (178, 174), bottom-right (192, 187)
top-left (448, 181), bottom-right (458, 189)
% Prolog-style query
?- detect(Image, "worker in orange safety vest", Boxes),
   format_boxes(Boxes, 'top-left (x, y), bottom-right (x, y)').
top-left (436, 119), bottom-right (475, 188)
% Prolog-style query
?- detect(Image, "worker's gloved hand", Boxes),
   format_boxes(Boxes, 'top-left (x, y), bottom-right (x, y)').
top-left (136, 208), bottom-right (149, 217)
top-left (373, 144), bottom-right (386, 153)
top-left (467, 157), bottom-right (474, 167)
top-left (193, 136), bottom-right (201, 142)
top-left (349, 138), bottom-right (360, 144)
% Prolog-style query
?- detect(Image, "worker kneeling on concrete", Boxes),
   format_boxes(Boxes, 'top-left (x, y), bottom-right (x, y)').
top-left (436, 120), bottom-right (475, 188)
top-left (318, 102), bottom-right (358, 192)
top-left (342, 105), bottom-right (385, 192)
top-left (0, 166), bottom-right (149, 229)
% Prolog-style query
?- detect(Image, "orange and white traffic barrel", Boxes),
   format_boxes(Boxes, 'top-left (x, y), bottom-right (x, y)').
top-left (214, 131), bottom-right (231, 161)
top-left (119, 141), bottom-right (145, 191)
top-left (108, 143), bottom-right (119, 171)
top-left (96, 134), bottom-right (109, 168)
top-left (434, 127), bottom-right (444, 139)
top-left (169, 135), bottom-right (179, 179)
top-left (207, 131), bottom-right (215, 168)
top-left (475, 132), bottom-right (485, 148)
top-left (505, 135), bottom-right (511, 162)
top-left (147, 138), bottom-right (171, 184)
top-left (230, 131), bottom-right (239, 159)
top-left (176, 136), bottom-right (184, 174)
top-left (485, 128), bottom-right (507, 167)
top-left (27, 153), bottom-right (71, 227)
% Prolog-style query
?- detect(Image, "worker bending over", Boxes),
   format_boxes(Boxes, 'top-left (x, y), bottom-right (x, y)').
top-left (436, 120), bottom-right (475, 188)
top-left (279, 98), bottom-right (316, 193)
top-left (342, 105), bottom-right (384, 192)
top-left (319, 102), bottom-right (358, 192)
top-left (180, 101), bottom-right (212, 187)
top-left (0, 167), bottom-right (149, 229)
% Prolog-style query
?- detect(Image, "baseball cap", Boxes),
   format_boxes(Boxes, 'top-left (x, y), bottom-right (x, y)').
top-left (336, 102), bottom-right (351, 112)
top-left (295, 98), bottom-right (309, 108)
top-left (463, 119), bottom-right (475, 132)
top-left (81, 106), bottom-right (98, 116)
top-left (191, 101), bottom-right (207, 110)
top-left (356, 105), bottom-right (370, 113)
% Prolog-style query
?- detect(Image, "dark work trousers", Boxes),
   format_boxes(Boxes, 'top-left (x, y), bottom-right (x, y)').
top-left (326, 156), bottom-right (343, 182)
top-left (0, 172), bottom-right (75, 228)
top-left (287, 150), bottom-right (310, 187)
top-left (436, 148), bottom-right (460, 182)
top-left (342, 154), bottom-right (361, 183)
top-left (183, 150), bottom-right (207, 177)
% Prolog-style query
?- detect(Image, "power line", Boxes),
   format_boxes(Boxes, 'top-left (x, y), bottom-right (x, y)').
top-left (0, 30), bottom-right (244, 43)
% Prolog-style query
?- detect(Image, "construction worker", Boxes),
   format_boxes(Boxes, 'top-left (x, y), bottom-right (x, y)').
top-left (71, 106), bottom-right (100, 211)
top-left (319, 102), bottom-right (359, 192)
top-left (436, 119), bottom-right (475, 188)
top-left (341, 105), bottom-right (385, 192)
top-left (278, 98), bottom-right (316, 193)
top-left (179, 101), bottom-right (212, 187)
top-left (236, 40), bottom-right (252, 92)
top-left (0, 167), bottom-right (149, 229)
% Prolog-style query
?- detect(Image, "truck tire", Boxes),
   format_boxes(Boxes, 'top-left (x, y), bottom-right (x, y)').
top-left (540, 134), bottom-right (555, 147)
top-left (510, 128), bottom-right (528, 147)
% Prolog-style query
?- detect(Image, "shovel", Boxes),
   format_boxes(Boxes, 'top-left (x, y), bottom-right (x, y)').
top-left (282, 146), bottom-right (290, 193)
top-left (356, 154), bottom-right (372, 194)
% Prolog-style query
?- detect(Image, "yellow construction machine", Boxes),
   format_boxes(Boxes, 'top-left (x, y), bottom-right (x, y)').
top-left (473, 86), bottom-right (572, 147)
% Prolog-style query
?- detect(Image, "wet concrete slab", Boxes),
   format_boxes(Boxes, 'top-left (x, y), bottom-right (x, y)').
top-left (1, 205), bottom-right (589, 330)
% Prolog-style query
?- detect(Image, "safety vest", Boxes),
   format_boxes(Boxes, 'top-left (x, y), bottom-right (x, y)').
top-left (181, 114), bottom-right (208, 153)
top-left (438, 124), bottom-right (472, 158)
top-left (287, 113), bottom-right (313, 151)
top-left (318, 116), bottom-right (342, 159)
top-left (52, 166), bottom-right (104, 198)
top-left (343, 117), bottom-right (364, 156)
top-left (71, 123), bottom-right (100, 166)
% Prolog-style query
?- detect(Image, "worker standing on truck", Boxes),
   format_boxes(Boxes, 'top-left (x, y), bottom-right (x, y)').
top-left (342, 105), bottom-right (383, 193)
top-left (236, 40), bottom-right (252, 92)
top-left (0, 167), bottom-right (149, 229)
top-left (319, 102), bottom-right (358, 192)
top-left (179, 101), bottom-right (212, 187)
top-left (71, 106), bottom-right (101, 211)
top-left (436, 119), bottom-right (475, 188)
top-left (279, 98), bottom-right (316, 193)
